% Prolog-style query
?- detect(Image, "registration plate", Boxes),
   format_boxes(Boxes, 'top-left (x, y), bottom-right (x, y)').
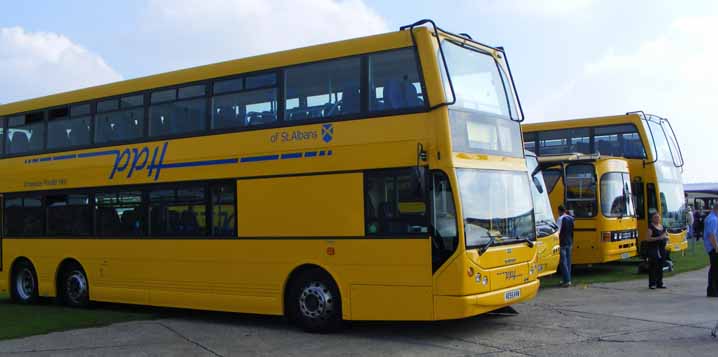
top-left (621, 252), bottom-right (630, 260)
top-left (674, 244), bottom-right (681, 251)
top-left (504, 289), bottom-right (521, 301)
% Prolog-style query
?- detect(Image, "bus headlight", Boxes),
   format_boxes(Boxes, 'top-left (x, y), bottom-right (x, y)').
top-left (482, 276), bottom-right (489, 286)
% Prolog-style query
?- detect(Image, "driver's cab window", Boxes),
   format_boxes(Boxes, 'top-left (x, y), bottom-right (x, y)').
top-left (365, 168), bottom-right (428, 236)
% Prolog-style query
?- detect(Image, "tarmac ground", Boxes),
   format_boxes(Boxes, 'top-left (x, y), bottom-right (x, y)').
top-left (0, 268), bottom-right (717, 356)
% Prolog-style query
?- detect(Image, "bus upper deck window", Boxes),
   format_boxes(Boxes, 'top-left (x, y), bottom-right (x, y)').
top-left (6, 113), bottom-right (44, 154)
top-left (369, 48), bottom-right (425, 112)
top-left (284, 57), bottom-right (361, 121)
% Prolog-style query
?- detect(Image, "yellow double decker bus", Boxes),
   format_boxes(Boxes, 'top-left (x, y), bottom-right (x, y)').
top-left (537, 154), bottom-right (637, 264)
top-left (0, 20), bottom-right (539, 331)
top-left (523, 113), bottom-right (688, 259)
top-left (526, 151), bottom-right (560, 277)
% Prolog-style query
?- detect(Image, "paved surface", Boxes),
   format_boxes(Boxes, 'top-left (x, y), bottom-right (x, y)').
top-left (1, 268), bottom-right (717, 356)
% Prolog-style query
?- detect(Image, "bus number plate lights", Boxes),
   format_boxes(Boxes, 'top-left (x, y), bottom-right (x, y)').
top-left (674, 244), bottom-right (681, 251)
top-left (621, 252), bottom-right (630, 260)
top-left (504, 289), bottom-right (520, 301)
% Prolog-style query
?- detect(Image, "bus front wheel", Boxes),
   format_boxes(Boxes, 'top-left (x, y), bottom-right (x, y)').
top-left (59, 263), bottom-right (90, 308)
top-left (10, 260), bottom-right (39, 304)
top-left (288, 269), bottom-right (343, 332)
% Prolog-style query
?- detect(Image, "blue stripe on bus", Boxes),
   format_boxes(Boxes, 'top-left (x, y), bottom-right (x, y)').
top-left (304, 151), bottom-right (317, 157)
top-left (77, 150), bottom-right (119, 158)
top-left (161, 158), bottom-right (239, 169)
top-left (240, 155), bottom-right (280, 163)
top-left (281, 153), bottom-right (302, 159)
top-left (38, 157), bottom-right (51, 162)
top-left (53, 154), bottom-right (77, 161)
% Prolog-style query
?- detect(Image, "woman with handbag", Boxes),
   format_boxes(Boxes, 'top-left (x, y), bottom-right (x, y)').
top-left (646, 212), bottom-right (669, 289)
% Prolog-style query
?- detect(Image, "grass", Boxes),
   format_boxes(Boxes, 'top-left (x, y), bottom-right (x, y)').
top-left (0, 294), bottom-right (156, 341)
top-left (541, 241), bottom-right (711, 287)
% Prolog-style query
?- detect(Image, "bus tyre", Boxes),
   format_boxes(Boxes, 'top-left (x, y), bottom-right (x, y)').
top-left (10, 260), bottom-right (39, 304)
top-left (289, 270), bottom-right (342, 333)
top-left (60, 263), bottom-right (90, 308)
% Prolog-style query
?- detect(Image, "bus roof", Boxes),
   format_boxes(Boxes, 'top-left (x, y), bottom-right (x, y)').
top-left (0, 29), bottom-right (419, 116)
top-left (685, 183), bottom-right (718, 194)
top-left (522, 113), bottom-right (643, 132)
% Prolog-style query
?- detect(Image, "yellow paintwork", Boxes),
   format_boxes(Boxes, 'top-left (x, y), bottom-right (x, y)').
top-left (540, 157), bottom-right (638, 265)
top-left (523, 114), bottom-right (688, 254)
top-left (0, 26), bottom-right (538, 321)
top-left (536, 232), bottom-right (560, 277)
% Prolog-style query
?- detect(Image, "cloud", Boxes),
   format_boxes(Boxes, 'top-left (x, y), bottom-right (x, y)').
top-left (0, 27), bottom-right (122, 104)
top-left (136, 0), bottom-right (389, 72)
top-left (486, 0), bottom-right (595, 17)
top-left (525, 15), bottom-right (718, 183)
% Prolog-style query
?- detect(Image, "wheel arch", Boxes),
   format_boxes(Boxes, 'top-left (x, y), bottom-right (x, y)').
top-left (9, 256), bottom-right (38, 300)
top-left (54, 257), bottom-right (85, 299)
top-left (281, 262), bottom-right (344, 317)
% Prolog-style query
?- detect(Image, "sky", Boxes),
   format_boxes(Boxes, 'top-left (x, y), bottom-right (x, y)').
top-left (1, 0), bottom-right (716, 183)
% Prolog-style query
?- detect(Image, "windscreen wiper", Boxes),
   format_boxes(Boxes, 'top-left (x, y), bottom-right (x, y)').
top-left (515, 236), bottom-right (535, 248)
top-left (538, 219), bottom-right (558, 229)
top-left (478, 233), bottom-right (497, 256)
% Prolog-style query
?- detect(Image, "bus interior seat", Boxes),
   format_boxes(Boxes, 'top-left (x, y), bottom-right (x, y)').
top-left (402, 81), bottom-right (421, 107)
top-left (114, 118), bottom-right (133, 141)
top-left (10, 131), bottom-right (30, 153)
top-left (97, 207), bottom-right (122, 234)
top-left (379, 202), bottom-right (405, 233)
top-left (49, 130), bottom-right (71, 149)
top-left (598, 140), bottom-right (612, 155)
top-left (384, 80), bottom-right (420, 109)
top-left (576, 142), bottom-right (590, 153)
top-left (214, 106), bottom-right (240, 128)
top-left (340, 87), bottom-right (360, 114)
top-left (180, 209), bottom-right (199, 232)
top-left (167, 210), bottom-right (180, 233)
top-left (308, 107), bottom-right (324, 118)
top-left (95, 118), bottom-right (113, 142)
top-left (68, 120), bottom-right (89, 146)
top-left (258, 111), bottom-right (277, 124)
top-left (121, 209), bottom-right (142, 234)
top-left (290, 110), bottom-right (309, 121)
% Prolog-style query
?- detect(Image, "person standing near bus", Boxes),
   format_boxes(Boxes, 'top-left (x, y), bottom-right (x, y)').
top-left (556, 205), bottom-right (574, 287)
top-left (703, 204), bottom-right (718, 297)
top-left (646, 212), bottom-right (669, 289)
top-left (687, 206), bottom-right (695, 254)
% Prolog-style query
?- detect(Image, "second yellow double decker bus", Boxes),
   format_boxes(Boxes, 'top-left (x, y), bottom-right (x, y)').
top-left (538, 154), bottom-right (638, 264)
top-left (0, 20), bottom-right (540, 331)
top-left (523, 113), bottom-right (688, 259)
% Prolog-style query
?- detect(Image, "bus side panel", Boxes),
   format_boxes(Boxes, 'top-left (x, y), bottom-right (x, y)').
top-left (572, 223), bottom-right (600, 265)
top-left (236, 173), bottom-right (365, 238)
top-left (236, 173), bottom-right (433, 320)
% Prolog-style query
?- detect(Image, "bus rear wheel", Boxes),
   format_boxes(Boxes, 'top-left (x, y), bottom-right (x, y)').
top-left (288, 269), bottom-right (342, 332)
top-left (11, 260), bottom-right (39, 304)
top-left (59, 263), bottom-right (90, 308)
